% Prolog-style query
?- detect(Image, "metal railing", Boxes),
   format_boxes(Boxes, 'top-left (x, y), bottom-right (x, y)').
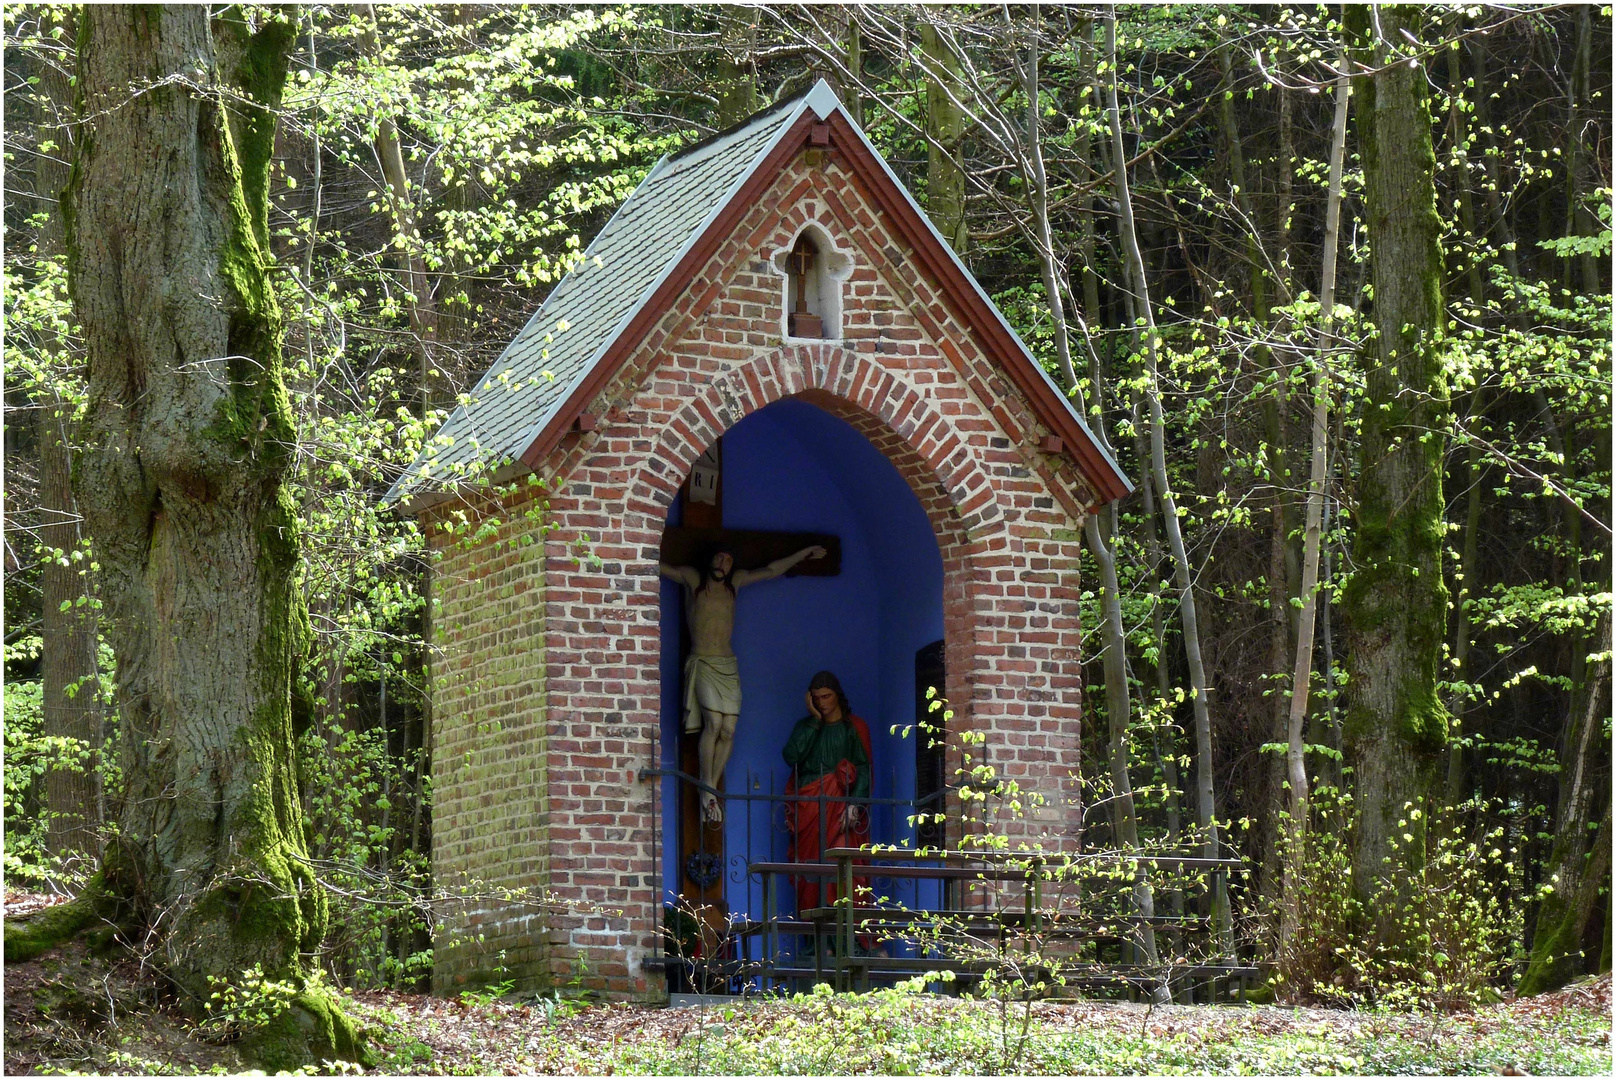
top-left (638, 767), bottom-right (1254, 1001)
top-left (638, 764), bottom-right (949, 991)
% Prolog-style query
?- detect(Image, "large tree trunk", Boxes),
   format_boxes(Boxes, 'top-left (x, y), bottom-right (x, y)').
top-left (1561, 4), bottom-right (1602, 295)
top-left (58, 6), bottom-right (360, 1067)
top-left (1216, 42), bottom-right (1293, 905)
top-left (35, 9), bottom-right (104, 870)
top-left (39, 386), bottom-right (103, 869)
top-left (1441, 42), bottom-right (1488, 808)
top-left (840, 12), bottom-right (866, 129)
top-left (714, 8), bottom-right (759, 126)
top-left (1341, 5), bottom-right (1452, 906)
top-left (362, 5), bottom-right (440, 415)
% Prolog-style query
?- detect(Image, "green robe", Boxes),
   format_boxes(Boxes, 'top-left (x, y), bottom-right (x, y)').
top-left (782, 715), bottom-right (871, 798)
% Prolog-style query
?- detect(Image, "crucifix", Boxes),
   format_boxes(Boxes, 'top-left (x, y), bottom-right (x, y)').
top-left (786, 233), bottom-right (824, 338)
top-left (660, 436), bottom-right (840, 912)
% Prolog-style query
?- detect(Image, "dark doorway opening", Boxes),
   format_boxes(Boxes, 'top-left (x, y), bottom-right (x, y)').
top-left (914, 639), bottom-right (947, 851)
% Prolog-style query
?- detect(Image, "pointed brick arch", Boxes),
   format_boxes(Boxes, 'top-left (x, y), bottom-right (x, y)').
top-left (619, 344), bottom-right (997, 758)
top-left (626, 343), bottom-right (1001, 546)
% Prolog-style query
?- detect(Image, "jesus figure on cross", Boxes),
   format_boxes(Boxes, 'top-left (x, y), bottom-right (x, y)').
top-left (661, 544), bottom-right (827, 822)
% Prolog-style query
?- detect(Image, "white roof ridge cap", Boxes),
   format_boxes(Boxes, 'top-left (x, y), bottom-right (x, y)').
top-left (806, 79), bottom-right (841, 120)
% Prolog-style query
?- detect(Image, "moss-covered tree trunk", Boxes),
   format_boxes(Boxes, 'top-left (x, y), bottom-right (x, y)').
top-left (1341, 5), bottom-right (1451, 905)
top-left (842, 13), bottom-right (866, 130)
top-left (54, 5), bottom-right (359, 1068)
top-left (713, 8), bottom-right (759, 127)
top-left (40, 379), bottom-right (103, 867)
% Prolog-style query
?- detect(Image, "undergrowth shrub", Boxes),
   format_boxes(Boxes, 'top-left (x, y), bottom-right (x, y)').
top-left (1, 633), bottom-right (114, 887)
top-left (299, 715), bottom-right (433, 991)
top-left (1273, 789), bottom-right (1523, 1009)
top-left (2, 664), bottom-right (53, 882)
top-left (199, 964), bottom-right (306, 1043)
top-left (872, 687), bottom-right (1237, 1063)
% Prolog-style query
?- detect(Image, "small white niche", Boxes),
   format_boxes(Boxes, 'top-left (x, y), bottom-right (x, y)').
top-left (771, 223), bottom-right (853, 342)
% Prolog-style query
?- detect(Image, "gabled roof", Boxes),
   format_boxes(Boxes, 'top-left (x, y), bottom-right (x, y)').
top-left (390, 80), bottom-right (1130, 509)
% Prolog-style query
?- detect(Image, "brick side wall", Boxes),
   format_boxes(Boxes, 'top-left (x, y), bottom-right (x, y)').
top-left (426, 145), bottom-right (1100, 998)
top-left (425, 485), bottom-right (553, 994)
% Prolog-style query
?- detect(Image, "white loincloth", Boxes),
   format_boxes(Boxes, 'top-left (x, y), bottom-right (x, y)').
top-left (683, 654), bottom-right (741, 733)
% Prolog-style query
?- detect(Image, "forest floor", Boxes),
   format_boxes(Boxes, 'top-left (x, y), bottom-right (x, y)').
top-left (4, 891), bottom-right (1612, 1076)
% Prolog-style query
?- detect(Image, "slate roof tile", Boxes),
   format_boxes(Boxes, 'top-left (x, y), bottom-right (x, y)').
top-left (388, 95), bottom-right (800, 501)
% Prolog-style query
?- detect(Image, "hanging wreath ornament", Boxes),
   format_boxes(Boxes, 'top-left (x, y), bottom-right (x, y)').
top-left (684, 851), bottom-right (724, 889)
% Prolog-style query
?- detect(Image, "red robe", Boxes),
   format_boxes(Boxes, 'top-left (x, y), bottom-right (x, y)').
top-left (786, 715), bottom-right (873, 914)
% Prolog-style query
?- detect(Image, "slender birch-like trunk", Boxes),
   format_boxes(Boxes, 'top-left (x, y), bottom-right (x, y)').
top-left (1104, 12), bottom-right (1228, 945)
top-left (1445, 437), bottom-right (1485, 805)
top-left (1278, 54), bottom-right (1350, 949)
top-left (1284, 56), bottom-right (1351, 833)
top-left (1003, 9), bottom-right (1159, 968)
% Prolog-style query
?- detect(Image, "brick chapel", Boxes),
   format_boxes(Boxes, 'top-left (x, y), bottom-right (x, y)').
top-left (390, 81), bottom-right (1131, 999)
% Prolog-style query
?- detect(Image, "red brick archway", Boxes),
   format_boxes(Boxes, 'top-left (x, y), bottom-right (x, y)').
top-left (620, 343), bottom-right (999, 743)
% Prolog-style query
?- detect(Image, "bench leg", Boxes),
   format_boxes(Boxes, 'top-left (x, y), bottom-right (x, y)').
top-left (814, 918), bottom-right (824, 987)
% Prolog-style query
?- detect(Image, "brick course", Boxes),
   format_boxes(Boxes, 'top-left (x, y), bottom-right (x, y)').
top-left (424, 147), bottom-right (1098, 998)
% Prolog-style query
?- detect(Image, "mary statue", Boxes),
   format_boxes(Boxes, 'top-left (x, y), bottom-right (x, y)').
top-left (783, 670), bottom-right (872, 913)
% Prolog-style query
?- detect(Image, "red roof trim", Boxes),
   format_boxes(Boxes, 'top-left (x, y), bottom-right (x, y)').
top-left (518, 110), bottom-right (819, 472)
top-left (518, 106), bottom-right (1130, 509)
top-left (820, 112), bottom-right (1130, 506)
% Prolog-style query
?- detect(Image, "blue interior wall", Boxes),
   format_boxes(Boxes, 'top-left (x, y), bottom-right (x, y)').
top-left (659, 397), bottom-right (944, 916)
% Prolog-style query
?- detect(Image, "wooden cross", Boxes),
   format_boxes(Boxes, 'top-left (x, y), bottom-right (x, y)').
top-left (661, 438), bottom-right (840, 574)
top-left (662, 436), bottom-right (840, 923)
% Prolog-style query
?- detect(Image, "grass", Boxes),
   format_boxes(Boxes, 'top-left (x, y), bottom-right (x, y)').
top-left (345, 975), bottom-right (1613, 1076)
top-left (4, 922), bottom-right (1608, 1076)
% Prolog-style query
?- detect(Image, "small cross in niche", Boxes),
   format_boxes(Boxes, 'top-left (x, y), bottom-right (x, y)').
top-left (787, 233), bottom-right (824, 338)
